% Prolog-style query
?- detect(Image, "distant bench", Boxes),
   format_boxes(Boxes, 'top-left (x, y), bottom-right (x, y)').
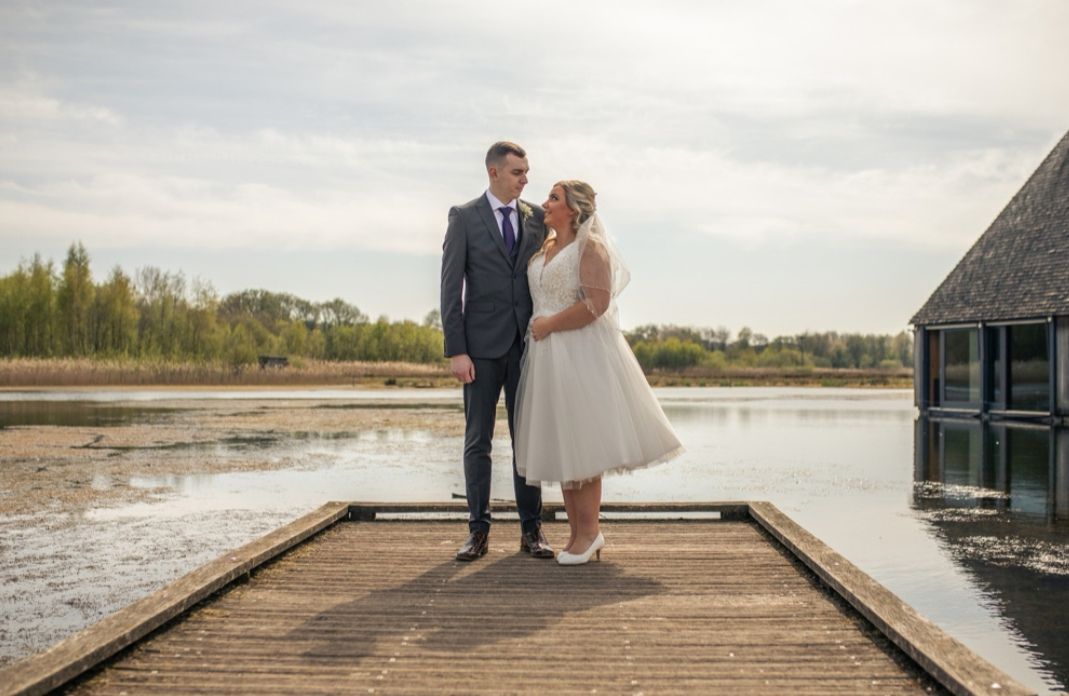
top-left (257, 355), bottom-right (289, 369)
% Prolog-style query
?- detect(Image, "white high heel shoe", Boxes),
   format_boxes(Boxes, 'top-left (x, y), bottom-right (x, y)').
top-left (556, 532), bottom-right (604, 565)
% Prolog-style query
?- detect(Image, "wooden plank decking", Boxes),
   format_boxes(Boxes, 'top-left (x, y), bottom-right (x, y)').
top-left (0, 503), bottom-right (1031, 695)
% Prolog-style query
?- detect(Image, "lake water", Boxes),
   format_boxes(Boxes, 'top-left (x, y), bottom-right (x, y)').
top-left (0, 387), bottom-right (1066, 693)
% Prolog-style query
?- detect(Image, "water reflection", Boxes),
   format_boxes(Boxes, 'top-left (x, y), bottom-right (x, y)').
top-left (915, 418), bottom-right (1069, 522)
top-left (913, 418), bottom-right (1069, 688)
top-left (0, 401), bottom-right (178, 428)
top-left (4, 389), bottom-right (1068, 692)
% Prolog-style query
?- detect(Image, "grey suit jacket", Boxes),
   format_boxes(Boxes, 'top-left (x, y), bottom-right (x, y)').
top-left (440, 194), bottom-right (546, 359)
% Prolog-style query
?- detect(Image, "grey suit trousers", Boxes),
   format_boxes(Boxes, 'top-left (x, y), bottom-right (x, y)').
top-left (463, 337), bottom-right (542, 533)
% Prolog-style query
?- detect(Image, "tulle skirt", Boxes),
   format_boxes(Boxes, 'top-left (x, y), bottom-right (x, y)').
top-left (514, 318), bottom-right (684, 489)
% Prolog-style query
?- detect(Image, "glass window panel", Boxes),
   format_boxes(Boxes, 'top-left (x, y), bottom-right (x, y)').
top-left (1009, 323), bottom-right (1049, 411)
top-left (1059, 317), bottom-right (1069, 413)
top-left (928, 331), bottom-right (940, 405)
top-left (944, 329), bottom-right (980, 406)
top-left (986, 327), bottom-right (1003, 407)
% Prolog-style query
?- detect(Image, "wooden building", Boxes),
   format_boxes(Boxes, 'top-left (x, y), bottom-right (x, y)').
top-left (911, 130), bottom-right (1069, 423)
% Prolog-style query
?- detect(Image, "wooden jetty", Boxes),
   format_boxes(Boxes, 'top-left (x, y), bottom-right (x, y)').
top-left (0, 502), bottom-right (1031, 695)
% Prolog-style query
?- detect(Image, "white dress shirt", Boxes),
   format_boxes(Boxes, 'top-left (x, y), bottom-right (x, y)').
top-left (485, 190), bottom-right (518, 241)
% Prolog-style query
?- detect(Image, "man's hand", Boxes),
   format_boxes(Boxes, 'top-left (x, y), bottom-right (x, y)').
top-left (450, 354), bottom-right (475, 384)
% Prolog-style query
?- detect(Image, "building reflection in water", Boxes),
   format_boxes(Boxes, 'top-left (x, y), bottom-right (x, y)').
top-left (915, 417), bottom-right (1069, 522)
top-left (914, 417), bottom-right (1069, 691)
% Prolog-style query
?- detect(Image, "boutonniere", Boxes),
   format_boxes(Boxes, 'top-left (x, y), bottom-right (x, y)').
top-left (518, 202), bottom-right (533, 221)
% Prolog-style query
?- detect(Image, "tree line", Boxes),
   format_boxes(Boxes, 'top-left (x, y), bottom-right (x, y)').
top-left (0, 243), bottom-right (442, 367)
top-left (624, 325), bottom-right (912, 371)
top-left (0, 243), bottom-right (912, 371)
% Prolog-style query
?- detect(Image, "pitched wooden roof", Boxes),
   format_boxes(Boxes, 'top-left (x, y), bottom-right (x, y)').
top-left (911, 130), bottom-right (1069, 326)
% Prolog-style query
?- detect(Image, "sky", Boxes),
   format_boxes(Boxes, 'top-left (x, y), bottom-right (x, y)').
top-left (2, 1), bottom-right (1068, 337)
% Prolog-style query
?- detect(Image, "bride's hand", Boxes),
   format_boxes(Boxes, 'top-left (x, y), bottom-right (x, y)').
top-left (531, 316), bottom-right (552, 341)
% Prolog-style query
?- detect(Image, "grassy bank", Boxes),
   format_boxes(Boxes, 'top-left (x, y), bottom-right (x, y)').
top-left (0, 358), bottom-right (912, 389)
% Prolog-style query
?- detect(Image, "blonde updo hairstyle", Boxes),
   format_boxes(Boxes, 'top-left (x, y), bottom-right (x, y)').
top-left (535, 179), bottom-right (597, 261)
top-left (556, 179), bottom-right (597, 231)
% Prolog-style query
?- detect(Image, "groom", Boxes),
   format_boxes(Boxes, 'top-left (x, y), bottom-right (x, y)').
top-left (440, 141), bottom-right (553, 562)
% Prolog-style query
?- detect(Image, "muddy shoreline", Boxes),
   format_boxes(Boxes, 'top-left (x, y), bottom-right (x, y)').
top-left (0, 397), bottom-right (468, 516)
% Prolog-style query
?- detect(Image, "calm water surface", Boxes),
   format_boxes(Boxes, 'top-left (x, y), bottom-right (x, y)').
top-left (1, 387), bottom-right (1066, 693)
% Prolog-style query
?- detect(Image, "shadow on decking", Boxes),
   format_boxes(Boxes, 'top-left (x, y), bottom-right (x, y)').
top-left (291, 556), bottom-right (664, 662)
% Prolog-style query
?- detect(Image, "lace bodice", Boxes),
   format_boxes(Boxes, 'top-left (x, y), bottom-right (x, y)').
top-left (528, 242), bottom-right (580, 316)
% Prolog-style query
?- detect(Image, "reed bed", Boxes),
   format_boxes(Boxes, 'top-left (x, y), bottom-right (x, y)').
top-left (0, 359), bottom-right (911, 389)
top-left (643, 366), bottom-right (913, 388)
top-left (0, 358), bottom-right (452, 388)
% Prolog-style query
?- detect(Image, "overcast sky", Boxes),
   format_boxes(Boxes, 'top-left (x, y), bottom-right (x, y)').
top-left (2, 1), bottom-right (1067, 336)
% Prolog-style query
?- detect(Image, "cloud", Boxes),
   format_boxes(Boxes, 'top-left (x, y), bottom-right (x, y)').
top-left (0, 80), bottom-right (123, 126)
top-left (1, 0), bottom-right (1066, 261)
top-left (528, 133), bottom-right (1040, 250)
top-left (0, 135), bottom-right (463, 254)
top-left (0, 80), bottom-right (1050, 257)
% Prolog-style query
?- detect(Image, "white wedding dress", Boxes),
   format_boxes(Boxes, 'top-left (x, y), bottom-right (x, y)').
top-left (514, 219), bottom-right (684, 489)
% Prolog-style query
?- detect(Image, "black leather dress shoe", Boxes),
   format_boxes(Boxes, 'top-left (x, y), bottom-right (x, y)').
top-left (456, 530), bottom-right (489, 562)
top-left (520, 525), bottom-right (554, 559)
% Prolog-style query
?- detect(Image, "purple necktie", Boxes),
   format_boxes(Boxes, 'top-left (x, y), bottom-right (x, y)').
top-left (498, 207), bottom-right (516, 254)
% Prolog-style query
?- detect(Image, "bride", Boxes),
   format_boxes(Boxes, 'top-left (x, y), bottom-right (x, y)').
top-left (514, 180), bottom-right (684, 565)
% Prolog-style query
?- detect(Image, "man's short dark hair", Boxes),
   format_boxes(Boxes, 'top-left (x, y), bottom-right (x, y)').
top-left (486, 141), bottom-right (526, 168)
